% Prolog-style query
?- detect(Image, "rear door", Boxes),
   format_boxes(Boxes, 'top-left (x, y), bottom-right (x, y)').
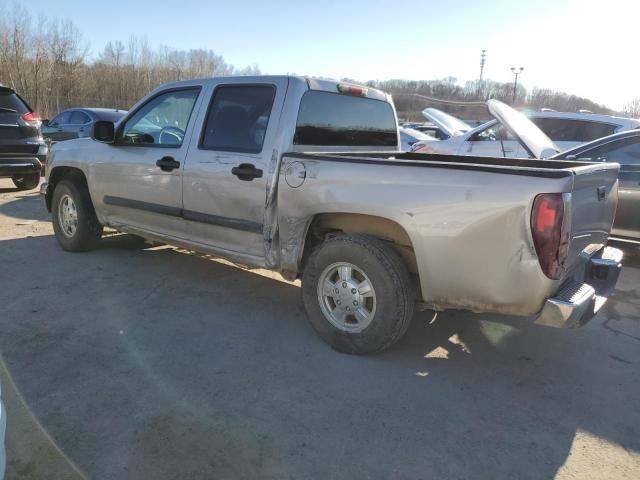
top-left (182, 78), bottom-right (288, 259)
top-left (65, 110), bottom-right (92, 140)
top-left (43, 111), bottom-right (72, 143)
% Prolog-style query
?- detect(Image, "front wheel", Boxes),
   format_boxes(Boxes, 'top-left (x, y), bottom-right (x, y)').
top-left (12, 173), bottom-right (40, 190)
top-left (52, 179), bottom-right (103, 252)
top-left (301, 234), bottom-right (415, 354)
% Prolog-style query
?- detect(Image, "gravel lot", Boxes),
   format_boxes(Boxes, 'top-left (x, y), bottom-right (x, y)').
top-left (1, 178), bottom-right (639, 480)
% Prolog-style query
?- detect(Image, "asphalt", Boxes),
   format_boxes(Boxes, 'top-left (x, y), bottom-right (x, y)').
top-left (0, 178), bottom-right (639, 480)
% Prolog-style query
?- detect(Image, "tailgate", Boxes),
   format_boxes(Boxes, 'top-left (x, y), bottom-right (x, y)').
top-left (565, 162), bottom-right (619, 271)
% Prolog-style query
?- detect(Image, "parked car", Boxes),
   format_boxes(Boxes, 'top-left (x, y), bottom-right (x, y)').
top-left (1, 383), bottom-right (5, 480)
top-left (0, 85), bottom-right (48, 190)
top-left (399, 126), bottom-right (433, 151)
top-left (412, 108), bottom-right (640, 158)
top-left (42, 108), bottom-right (127, 143)
top-left (551, 129), bottom-right (640, 241)
top-left (41, 77), bottom-right (622, 354)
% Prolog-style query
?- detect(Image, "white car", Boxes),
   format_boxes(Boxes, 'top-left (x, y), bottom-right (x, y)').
top-left (412, 108), bottom-right (640, 158)
top-left (398, 126), bottom-right (433, 151)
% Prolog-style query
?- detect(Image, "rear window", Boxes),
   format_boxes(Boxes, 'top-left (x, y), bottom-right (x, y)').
top-left (532, 118), bottom-right (617, 142)
top-left (0, 90), bottom-right (30, 115)
top-left (294, 91), bottom-right (397, 146)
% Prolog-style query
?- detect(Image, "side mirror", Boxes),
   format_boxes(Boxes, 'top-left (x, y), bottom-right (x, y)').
top-left (93, 120), bottom-right (116, 143)
top-left (42, 119), bottom-right (50, 127)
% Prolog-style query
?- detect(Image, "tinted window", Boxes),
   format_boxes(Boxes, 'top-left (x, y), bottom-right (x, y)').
top-left (200, 85), bottom-right (275, 153)
top-left (51, 111), bottom-right (72, 125)
top-left (122, 88), bottom-right (199, 146)
top-left (575, 136), bottom-right (640, 165)
top-left (294, 91), bottom-right (397, 146)
top-left (69, 111), bottom-right (91, 124)
top-left (0, 90), bottom-right (29, 115)
top-left (532, 118), bottom-right (617, 142)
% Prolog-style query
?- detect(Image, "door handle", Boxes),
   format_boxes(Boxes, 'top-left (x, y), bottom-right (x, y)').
top-left (503, 148), bottom-right (514, 153)
top-left (156, 156), bottom-right (180, 172)
top-left (231, 163), bottom-right (263, 181)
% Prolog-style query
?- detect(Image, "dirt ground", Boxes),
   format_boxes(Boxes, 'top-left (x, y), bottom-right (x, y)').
top-left (1, 178), bottom-right (639, 480)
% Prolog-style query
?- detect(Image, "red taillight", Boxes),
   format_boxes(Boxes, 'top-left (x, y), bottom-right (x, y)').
top-left (337, 83), bottom-right (367, 96)
top-left (531, 193), bottom-right (571, 279)
top-left (21, 111), bottom-right (42, 124)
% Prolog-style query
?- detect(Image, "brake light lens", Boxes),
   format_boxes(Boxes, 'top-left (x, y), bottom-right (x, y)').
top-left (337, 83), bottom-right (367, 96)
top-left (21, 111), bottom-right (42, 125)
top-left (531, 193), bottom-right (571, 279)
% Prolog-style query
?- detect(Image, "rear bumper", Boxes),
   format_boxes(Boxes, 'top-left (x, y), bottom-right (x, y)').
top-left (0, 156), bottom-right (43, 176)
top-left (537, 246), bottom-right (623, 328)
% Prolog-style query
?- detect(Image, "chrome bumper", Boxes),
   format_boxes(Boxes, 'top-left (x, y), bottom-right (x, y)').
top-left (537, 246), bottom-right (623, 328)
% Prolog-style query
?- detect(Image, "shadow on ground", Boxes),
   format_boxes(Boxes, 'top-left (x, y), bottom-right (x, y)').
top-left (0, 233), bottom-right (638, 479)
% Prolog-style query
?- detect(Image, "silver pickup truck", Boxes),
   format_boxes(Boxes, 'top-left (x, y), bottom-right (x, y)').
top-left (41, 76), bottom-right (623, 354)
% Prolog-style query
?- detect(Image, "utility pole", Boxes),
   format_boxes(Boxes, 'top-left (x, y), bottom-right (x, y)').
top-left (510, 66), bottom-right (524, 105)
top-left (477, 49), bottom-right (487, 98)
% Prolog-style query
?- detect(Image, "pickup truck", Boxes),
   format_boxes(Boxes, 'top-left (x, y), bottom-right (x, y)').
top-left (41, 76), bottom-right (623, 354)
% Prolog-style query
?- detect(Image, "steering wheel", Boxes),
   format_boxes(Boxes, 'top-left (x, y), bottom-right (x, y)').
top-left (158, 126), bottom-right (185, 145)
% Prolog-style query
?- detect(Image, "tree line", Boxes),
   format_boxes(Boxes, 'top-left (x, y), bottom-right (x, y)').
top-left (1, 4), bottom-right (636, 122)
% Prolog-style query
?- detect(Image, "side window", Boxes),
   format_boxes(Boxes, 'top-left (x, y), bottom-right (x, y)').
top-left (121, 88), bottom-right (200, 146)
top-left (469, 124), bottom-right (514, 142)
top-left (200, 85), bottom-right (275, 153)
top-left (69, 111), bottom-right (91, 125)
top-left (572, 121), bottom-right (617, 142)
top-left (51, 111), bottom-right (72, 126)
top-left (577, 137), bottom-right (640, 165)
top-left (533, 118), bottom-right (617, 142)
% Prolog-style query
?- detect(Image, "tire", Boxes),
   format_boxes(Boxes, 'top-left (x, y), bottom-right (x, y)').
top-left (301, 234), bottom-right (415, 354)
top-left (11, 173), bottom-right (40, 190)
top-left (52, 179), bottom-right (103, 252)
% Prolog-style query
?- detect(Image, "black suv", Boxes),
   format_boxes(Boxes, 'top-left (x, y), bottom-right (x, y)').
top-left (0, 85), bottom-right (48, 190)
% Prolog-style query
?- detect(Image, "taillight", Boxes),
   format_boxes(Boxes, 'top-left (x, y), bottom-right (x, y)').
top-left (337, 83), bottom-right (367, 96)
top-left (530, 193), bottom-right (571, 279)
top-left (21, 111), bottom-right (42, 125)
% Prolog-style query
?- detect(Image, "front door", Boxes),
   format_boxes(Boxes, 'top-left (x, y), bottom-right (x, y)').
top-left (94, 86), bottom-right (203, 238)
top-left (182, 79), bottom-right (288, 260)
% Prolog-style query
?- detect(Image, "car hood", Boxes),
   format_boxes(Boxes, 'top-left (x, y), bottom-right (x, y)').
top-left (421, 108), bottom-right (473, 137)
top-left (487, 99), bottom-right (559, 159)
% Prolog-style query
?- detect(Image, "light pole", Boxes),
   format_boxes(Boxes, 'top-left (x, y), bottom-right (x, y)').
top-left (510, 66), bottom-right (524, 105)
top-left (477, 49), bottom-right (487, 98)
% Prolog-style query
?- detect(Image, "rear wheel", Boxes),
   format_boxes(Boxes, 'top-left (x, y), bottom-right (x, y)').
top-left (52, 179), bottom-right (103, 252)
top-left (11, 173), bottom-right (40, 190)
top-left (301, 234), bottom-right (415, 354)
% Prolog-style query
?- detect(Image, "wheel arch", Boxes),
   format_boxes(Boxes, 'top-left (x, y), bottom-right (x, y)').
top-left (296, 212), bottom-right (422, 299)
top-left (46, 166), bottom-right (90, 212)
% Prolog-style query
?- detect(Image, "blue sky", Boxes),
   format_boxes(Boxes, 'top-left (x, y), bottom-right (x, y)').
top-left (7, 0), bottom-right (640, 109)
